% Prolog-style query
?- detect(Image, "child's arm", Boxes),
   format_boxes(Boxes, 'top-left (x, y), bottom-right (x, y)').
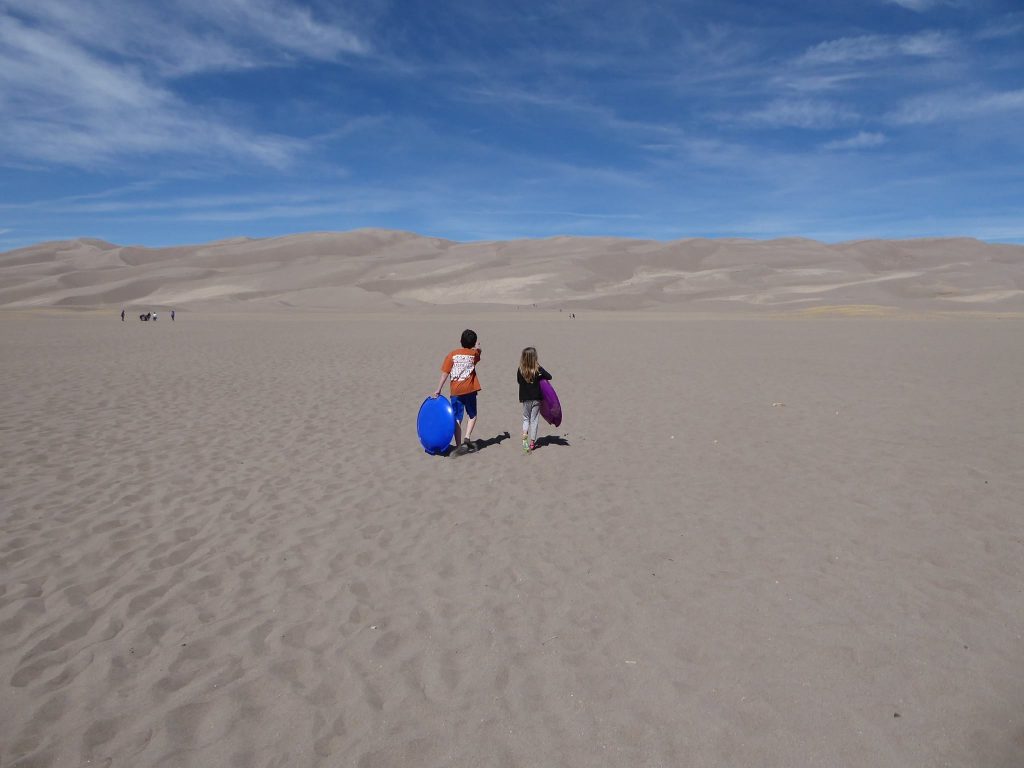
top-left (432, 372), bottom-right (450, 397)
top-left (539, 366), bottom-right (552, 380)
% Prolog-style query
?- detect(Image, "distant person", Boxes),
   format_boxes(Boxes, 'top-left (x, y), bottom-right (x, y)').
top-left (517, 346), bottom-right (553, 454)
top-left (171, 309), bottom-right (175, 322)
top-left (432, 329), bottom-right (482, 454)
top-left (121, 308), bottom-right (125, 322)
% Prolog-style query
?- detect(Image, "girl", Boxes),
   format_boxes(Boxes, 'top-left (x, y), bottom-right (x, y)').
top-left (517, 347), bottom-right (552, 453)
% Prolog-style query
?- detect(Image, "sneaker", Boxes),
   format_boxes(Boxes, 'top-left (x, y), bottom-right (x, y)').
top-left (463, 438), bottom-right (478, 453)
top-left (522, 435), bottom-right (530, 454)
top-left (529, 440), bottom-right (536, 452)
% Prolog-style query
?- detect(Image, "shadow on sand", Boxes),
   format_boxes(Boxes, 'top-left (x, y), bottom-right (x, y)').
top-left (474, 432), bottom-right (511, 451)
top-left (534, 435), bottom-right (570, 450)
top-left (436, 432), bottom-right (567, 457)
top-left (445, 432), bottom-right (512, 457)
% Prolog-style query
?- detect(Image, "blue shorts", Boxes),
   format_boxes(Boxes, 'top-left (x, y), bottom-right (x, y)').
top-left (451, 392), bottom-right (478, 422)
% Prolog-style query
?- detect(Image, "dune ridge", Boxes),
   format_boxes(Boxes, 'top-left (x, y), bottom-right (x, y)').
top-left (2, 230), bottom-right (1022, 312)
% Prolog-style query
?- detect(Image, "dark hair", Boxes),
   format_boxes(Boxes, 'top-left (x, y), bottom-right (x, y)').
top-left (460, 329), bottom-right (477, 348)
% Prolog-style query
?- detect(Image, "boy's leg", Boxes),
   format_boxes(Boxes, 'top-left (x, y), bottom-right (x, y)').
top-left (451, 396), bottom-right (464, 448)
top-left (462, 394), bottom-right (479, 446)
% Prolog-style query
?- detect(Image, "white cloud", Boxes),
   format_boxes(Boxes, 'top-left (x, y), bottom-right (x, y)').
top-left (898, 30), bottom-right (956, 56)
top-left (0, 18), bottom-right (298, 168)
top-left (823, 131), bottom-right (888, 150)
top-left (0, 1), bottom-right (369, 169)
top-left (0, 181), bottom-right (164, 211)
top-left (798, 31), bottom-right (955, 66)
top-left (775, 72), bottom-right (867, 93)
top-left (800, 36), bottom-right (891, 65)
top-left (0, 186), bottom-right (426, 225)
top-left (884, 0), bottom-right (960, 11)
top-left (975, 13), bottom-right (1024, 41)
top-left (176, 0), bottom-right (369, 63)
top-left (888, 89), bottom-right (1024, 124)
top-left (745, 99), bottom-right (857, 129)
top-left (1, 0), bottom-right (369, 76)
top-left (47, 191), bottom-right (333, 215)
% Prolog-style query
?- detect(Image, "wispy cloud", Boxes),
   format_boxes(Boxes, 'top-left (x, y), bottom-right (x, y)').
top-left (744, 98), bottom-right (858, 129)
top-left (0, 0), bottom-right (370, 169)
top-left (2, 0), bottom-right (370, 76)
top-left (9, 190), bottom-right (328, 215)
top-left (975, 13), bottom-right (1024, 41)
top-left (728, 30), bottom-right (963, 132)
top-left (888, 88), bottom-right (1024, 124)
top-left (1, 185), bottom-right (433, 226)
top-left (0, 181), bottom-right (164, 211)
top-left (177, 0), bottom-right (369, 63)
top-left (797, 31), bottom-right (956, 66)
top-left (456, 82), bottom-right (692, 152)
top-left (774, 72), bottom-right (868, 93)
top-left (884, 0), bottom-right (960, 12)
top-left (823, 131), bottom-right (888, 150)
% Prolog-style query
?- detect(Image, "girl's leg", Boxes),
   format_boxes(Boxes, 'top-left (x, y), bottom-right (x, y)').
top-left (521, 402), bottom-right (531, 451)
top-left (528, 401), bottom-right (541, 445)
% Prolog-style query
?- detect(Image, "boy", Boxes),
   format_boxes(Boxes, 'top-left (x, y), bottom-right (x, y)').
top-left (433, 329), bottom-right (481, 454)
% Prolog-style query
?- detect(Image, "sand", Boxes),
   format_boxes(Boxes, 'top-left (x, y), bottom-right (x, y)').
top-left (2, 231), bottom-right (1023, 313)
top-left (2, 309), bottom-right (1022, 767)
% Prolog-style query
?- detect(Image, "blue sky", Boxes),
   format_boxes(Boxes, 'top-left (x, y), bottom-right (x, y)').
top-left (1, 0), bottom-right (1022, 249)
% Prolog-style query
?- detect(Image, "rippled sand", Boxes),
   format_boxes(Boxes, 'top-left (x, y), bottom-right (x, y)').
top-left (2, 311), bottom-right (1022, 767)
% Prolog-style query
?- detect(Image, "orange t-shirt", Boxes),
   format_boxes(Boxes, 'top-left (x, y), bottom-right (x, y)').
top-left (442, 347), bottom-right (481, 396)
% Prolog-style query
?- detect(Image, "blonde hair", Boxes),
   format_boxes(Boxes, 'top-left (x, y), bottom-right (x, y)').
top-left (519, 347), bottom-right (539, 383)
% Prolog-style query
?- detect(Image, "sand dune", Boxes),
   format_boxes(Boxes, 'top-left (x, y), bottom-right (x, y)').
top-left (2, 230), bottom-right (1021, 312)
